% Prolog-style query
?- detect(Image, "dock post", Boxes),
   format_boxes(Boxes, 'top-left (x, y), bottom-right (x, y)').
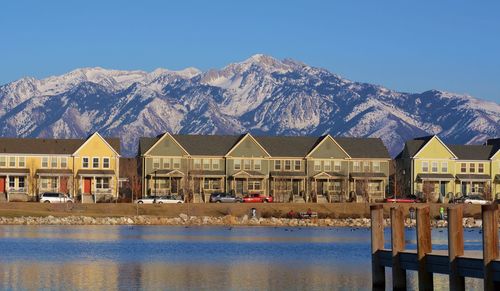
top-left (391, 206), bottom-right (406, 290)
top-left (482, 203), bottom-right (499, 291)
top-left (416, 206), bottom-right (433, 290)
top-left (370, 204), bottom-right (385, 288)
top-left (448, 205), bottom-right (465, 291)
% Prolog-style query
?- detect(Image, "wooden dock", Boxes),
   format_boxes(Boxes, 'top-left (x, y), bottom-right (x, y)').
top-left (371, 203), bottom-right (500, 290)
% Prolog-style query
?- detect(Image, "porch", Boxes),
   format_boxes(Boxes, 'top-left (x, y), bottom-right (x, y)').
top-left (415, 173), bottom-right (455, 202)
top-left (0, 169), bottom-right (31, 201)
top-left (146, 169), bottom-right (184, 198)
top-left (229, 170), bottom-right (267, 198)
top-left (455, 174), bottom-right (492, 199)
top-left (350, 172), bottom-right (387, 203)
top-left (36, 169), bottom-right (73, 196)
top-left (270, 171), bottom-right (306, 203)
top-left (77, 169), bottom-right (117, 203)
top-left (189, 170), bottom-right (225, 203)
top-left (310, 172), bottom-right (347, 203)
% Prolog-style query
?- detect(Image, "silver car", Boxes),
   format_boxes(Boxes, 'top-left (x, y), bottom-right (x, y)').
top-left (40, 192), bottom-right (74, 203)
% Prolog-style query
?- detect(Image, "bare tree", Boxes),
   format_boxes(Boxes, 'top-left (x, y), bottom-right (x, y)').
top-left (483, 183), bottom-right (492, 201)
top-left (421, 181), bottom-right (434, 203)
top-left (356, 178), bottom-right (370, 202)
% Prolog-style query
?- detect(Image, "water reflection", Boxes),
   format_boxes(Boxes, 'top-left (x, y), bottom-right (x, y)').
top-left (0, 226), bottom-right (486, 290)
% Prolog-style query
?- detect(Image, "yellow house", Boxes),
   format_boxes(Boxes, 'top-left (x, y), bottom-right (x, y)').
top-left (396, 135), bottom-right (500, 201)
top-left (0, 132), bottom-right (120, 202)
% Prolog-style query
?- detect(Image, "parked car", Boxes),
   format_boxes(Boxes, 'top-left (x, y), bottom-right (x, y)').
top-left (462, 195), bottom-right (489, 205)
top-left (39, 192), bottom-right (74, 203)
top-left (243, 193), bottom-right (273, 203)
top-left (135, 196), bottom-right (184, 204)
top-left (209, 192), bottom-right (243, 203)
top-left (384, 196), bottom-right (419, 203)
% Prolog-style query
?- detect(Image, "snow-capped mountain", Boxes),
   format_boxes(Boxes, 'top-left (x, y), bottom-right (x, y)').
top-left (0, 54), bottom-right (499, 157)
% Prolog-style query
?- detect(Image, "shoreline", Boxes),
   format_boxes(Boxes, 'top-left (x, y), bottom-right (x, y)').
top-left (0, 214), bottom-right (483, 228)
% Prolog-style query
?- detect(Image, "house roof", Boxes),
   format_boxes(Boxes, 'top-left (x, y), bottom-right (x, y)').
top-left (416, 173), bottom-right (455, 181)
top-left (254, 136), bottom-right (319, 157)
top-left (404, 136), bottom-right (434, 158)
top-left (350, 172), bottom-right (388, 178)
top-left (139, 137), bottom-right (160, 156)
top-left (0, 136), bottom-right (120, 155)
top-left (455, 174), bottom-right (491, 181)
top-left (335, 137), bottom-right (390, 159)
top-left (173, 134), bottom-right (242, 156)
top-left (448, 145), bottom-right (495, 160)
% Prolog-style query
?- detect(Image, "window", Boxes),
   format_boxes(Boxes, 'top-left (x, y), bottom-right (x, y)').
top-left (441, 162), bottom-right (448, 173)
top-left (254, 160), bottom-right (261, 170)
top-left (96, 177), bottom-right (110, 189)
top-left (103, 158), bottom-right (110, 169)
top-left (9, 177), bottom-right (15, 188)
top-left (60, 157), bottom-right (67, 168)
top-left (274, 160), bottom-right (281, 171)
top-left (9, 157), bottom-right (16, 167)
top-left (244, 160), bottom-right (251, 170)
top-left (323, 160), bottom-right (331, 171)
top-left (469, 163), bottom-right (475, 173)
top-left (18, 177), bottom-right (25, 188)
top-left (172, 158), bottom-right (181, 169)
top-left (478, 163), bottom-right (484, 173)
top-left (163, 158), bottom-right (171, 169)
top-left (314, 160), bottom-right (321, 171)
top-left (431, 162), bottom-right (438, 173)
top-left (372, 161), bottom-right (380, 172)
top-left (363, 162), bottom-right (370, 172)
top-left (194, 159), bottom-right (201, 170)
top-left (284, 160), bottom-right (291, 171)
top-left (248, 179), bottom-right (262, 191)
top-left (353, 161), bottom-right (360, 172)
top-left (422, 161), bottom-right (429, 172)
top-left (294, 160), bottom-right (301, 171)
top-left (203, 159), bottom-right (210, 170)
top-left (92, 157), bottom-right (99, 168)
top-left (18, 157), bottom-right (25, 167)
top-left (41, 178), bottom-right (48, 189)
top-left (334, 161), bottom-right (341, 172)
top-left (460, 163), bottom-right (466, 173)
top-left (0, 157), bottom-right (5, 167)
top-left (152, 158), bottom-right (160, 169)
top-left (82, 157), bottom-right (89, 168)
top-left (50, 157), bottom-right (57, 168)
top-left (212, 160), bottom-right (220, 170)
top-left (234, 159), bottom-right (241, 170)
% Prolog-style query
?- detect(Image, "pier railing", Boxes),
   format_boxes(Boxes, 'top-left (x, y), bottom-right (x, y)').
top-left (370, 203), bottom-right (500, 290)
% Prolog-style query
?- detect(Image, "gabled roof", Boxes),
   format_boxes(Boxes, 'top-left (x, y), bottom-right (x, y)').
top-left (255, 135), bottom-right (319, 157)
top-left (0, 136), bottom-right (120, 155)
top-left (404, 136), bottom-right (433, 158)
top-left (448, 145), bottom-right (495, 160)
top-left (225, 133), bottom-right (271, 157)
top-left (335, 137), bottom-right (390, 159)
top-left (73, 132), bottom-right (120, 156)
top-left (173, 134), bottom-right (241, 156)
top-left (139, 137), bottom-right (159, 156)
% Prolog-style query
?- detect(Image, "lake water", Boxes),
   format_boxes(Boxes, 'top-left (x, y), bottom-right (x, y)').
top-left (0, 225), bottom-right (484, 290)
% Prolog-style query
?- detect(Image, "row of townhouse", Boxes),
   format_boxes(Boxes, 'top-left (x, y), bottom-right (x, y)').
top-left (396, 136), bottom-right (500, 201)
top-left (0, 133), bottom-right (120, 202)
top-left (138, 133), bottom-right (391, 203)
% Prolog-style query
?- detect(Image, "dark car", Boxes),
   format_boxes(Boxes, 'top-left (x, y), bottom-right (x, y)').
top-left (209, 192), bottom-right (243, 203)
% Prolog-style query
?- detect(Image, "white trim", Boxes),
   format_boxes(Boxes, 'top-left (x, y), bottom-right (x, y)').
top-left (225, 133), bottom-right (271, 158)
top-left (102, 157), bottom-right (110, 169)
top-left (41, 156), bottom-right (49, 168)
top-left (413, 135), bottom-right (458, 159)
top-left (82, 157), bottom-right (90, 169)
top-left (92, 157), bottom-right (100, 169)
top-left (305, 135), bottom-right (351, 159)
top-left (490, 149), bottom-right (500, 160)
top-left (143, 132), bottom-right (190, 157)
top-left (72, 132), bottom-right (120, 157)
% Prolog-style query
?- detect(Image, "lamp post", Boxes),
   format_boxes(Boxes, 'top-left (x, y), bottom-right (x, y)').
top-left (154, 170), bottom-right (158, 203)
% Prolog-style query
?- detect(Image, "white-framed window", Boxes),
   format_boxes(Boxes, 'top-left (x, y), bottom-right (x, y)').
top-left (334, 161), bottom-right (341, 172)
top-left (248, 179), bottom-right (262, 191)
top-left (284, 160), bottom-right (291, 171)
top-left (422, 161), bottom-right (429, 172)
top-left (460, 163), bottom-right (467, 173)
top-left (478, 163), bottom-right (484, 173)
top-left (60, 157), bottom-right (67, 168)
top-left (163, 158), bottom-right (171, 169)
top-left (203, 159), bottom-right (210, 170)
top-left (103, 158), bottom-right (110, 169)
top-left (274, 160), bottom-right (281, 171)
top-left (441, 162), bottom-right (448, 173)
top-left (194, 159), bottom-right (201, 170)
top-left (234, 159), bottom-right (241, 170)
top-left (152, 158), bottom-right (160, 169)
top-left (212, 160), bottom-right (220, 170)
top-left (82, 157), bottom-right (89, 168)
top-left (92, 157), bottom-right (99, 168)
top-left (372, 161), bottom-right (380, 172)
top-left (9, 157), bottom-right (16, 167)
top-left (41, 178), bottom-right (49, 189)
top-left (431, 162), bottom-right (438, 173)
top-left (96, 177), bottom-right (110, 189)
top-left (254, 160), bottom-right (261, 171)
top-left (353, 161), bottom-right (360, 172)
top-left (294, 160), bottom-right (301, 171)
top-left (0, 156), bottom-right (5, 167)
top-left (314, 160), bottom-right (321, 171)
top-left (9, 177), bottom-right (15, 188)
top-left (18, 157), bottom-right (25, 168)
top-left (469, 163), bottom-right (475, 173)
top-left (324, 160), bottom-right (331, 171)
top-left (50, 157), bottom-right (57, 168)
top-left (18, 176), bottom-right (25, 188)
top-left (173, 158), bottom-right (181, 169)
top-left (363, 161), bottom-right (370, 172)
top-left (244, 160), bottom-right (251, 170)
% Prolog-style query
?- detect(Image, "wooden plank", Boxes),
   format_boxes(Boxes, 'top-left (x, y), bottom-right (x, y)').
top-left (482, 203), bottom-right (500, 291)
top-left (448, 205), bottom-right (465, 291)
top-left (417, 206), bottom-right (433, 290)
top-left (391, 207), bottom-right (406, 290)
top-left (370, 204), bottom-right (385, 288)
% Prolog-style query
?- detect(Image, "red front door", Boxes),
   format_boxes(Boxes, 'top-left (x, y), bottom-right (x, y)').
top-left (60, 177), bottom-right (68, 194)
top-left (83, 178), bottom-right (91, 194)
top-left (0, 177), bottom-right (5, 193)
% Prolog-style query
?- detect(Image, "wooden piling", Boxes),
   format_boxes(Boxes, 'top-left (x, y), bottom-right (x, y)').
top-left (391, 207), bottom-right (406, 290)
top-left (448, 205), bottom-right (465, 291)
top-left (370, 204), bottom-right (385, 288)
top-left (482, 203), bottom-right (499, 291)
top-left (416, 206), bottom-right (433, 290)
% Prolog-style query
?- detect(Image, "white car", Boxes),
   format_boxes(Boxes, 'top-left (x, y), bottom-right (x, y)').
top-left (40, 192), bottom-right (74, 203)
top-left (463, 195), bottom-right (489, 205)
top-left (135, 195), bottom-right (184, 204)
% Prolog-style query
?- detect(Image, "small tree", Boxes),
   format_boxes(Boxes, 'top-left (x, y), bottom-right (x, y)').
top-left (421, 181), bottom-right (434, 203)
top-left (483, 183), bottom-right (492, 201)
top-left (356, 178), bottom-right (370, 202)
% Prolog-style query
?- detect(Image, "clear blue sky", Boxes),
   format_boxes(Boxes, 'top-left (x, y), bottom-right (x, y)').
top-left (1, 0), bottom-right (499, 102)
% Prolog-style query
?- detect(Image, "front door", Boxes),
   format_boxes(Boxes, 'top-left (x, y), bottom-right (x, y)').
top-left (440, 182), bottom-right (446, 196)
top-left (292, 180), bottom-right (300, 195)
top-left (317, 181), bottom-right (325, 195)
top-left (83, 178), bottom-right (91, 194)
top-left (461, 183), bottom-right (467, 196)
top-left (236, 179), bottom-right (244, 195)
top-left (0, 177), bottom-right (5, 193)
top-left (60, 177), bottom-right (68, 194)
top-left (171, 178), bottom-right (179, 194)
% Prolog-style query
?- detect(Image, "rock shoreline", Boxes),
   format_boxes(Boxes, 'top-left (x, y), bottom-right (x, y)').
top-left (0, 214), bottom-right (483, 228)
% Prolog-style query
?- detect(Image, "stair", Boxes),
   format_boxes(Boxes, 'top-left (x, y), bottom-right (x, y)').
top-left (81, 194), bottom-right (95, 203)
top-left (316, 195), bottom-right (328, 203)
top-left (0, 192), bottom-right (7, 203)
top-left (293, 195), bottom-right (306, 203)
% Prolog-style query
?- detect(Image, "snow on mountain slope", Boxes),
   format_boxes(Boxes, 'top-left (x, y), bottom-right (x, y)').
top-left (0, 55), bottom-right (498, 157)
